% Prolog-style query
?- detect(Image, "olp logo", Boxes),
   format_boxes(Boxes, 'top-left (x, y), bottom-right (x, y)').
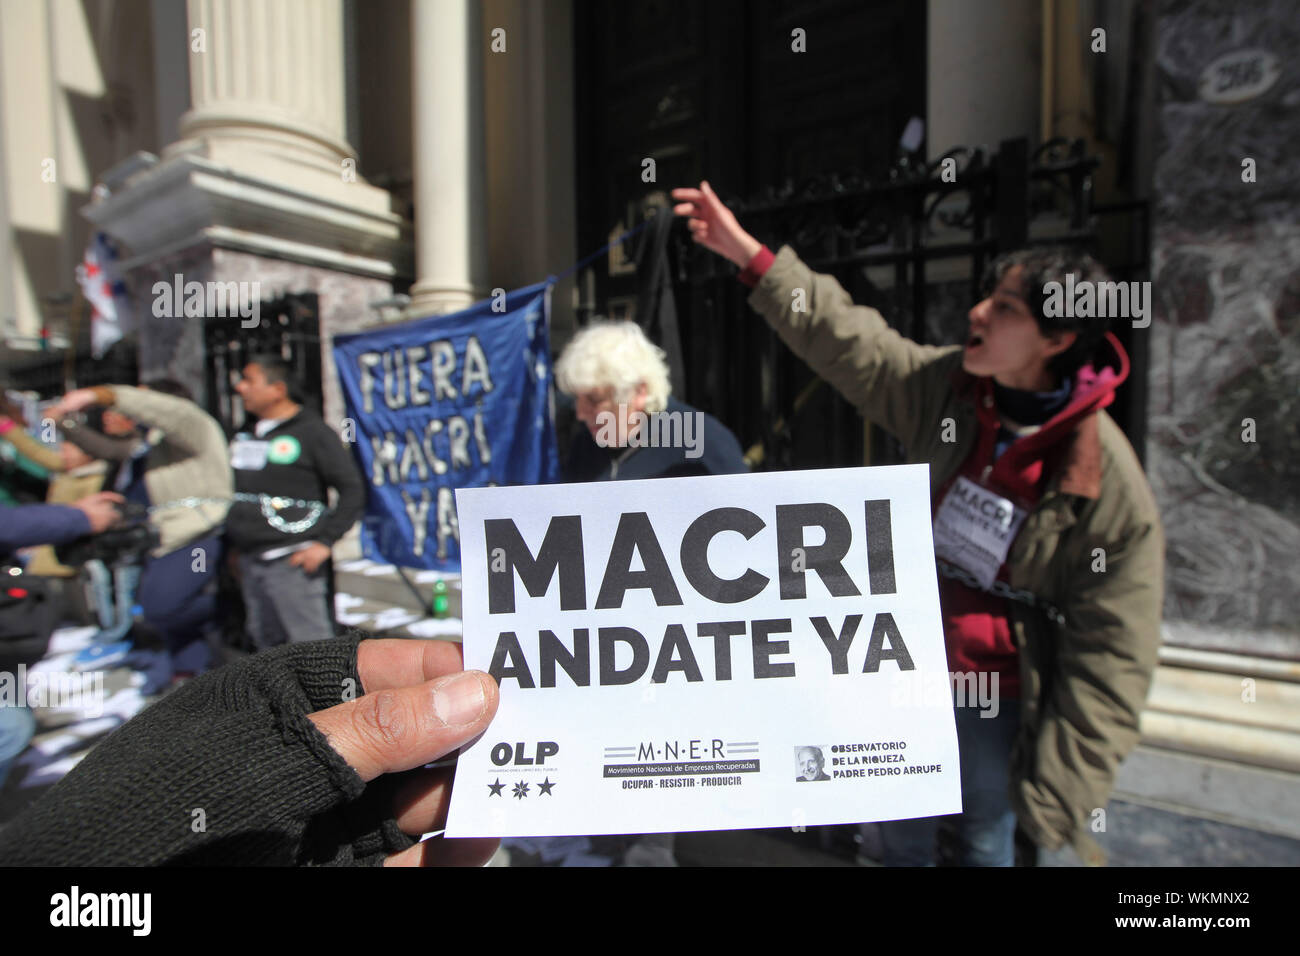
top-left (490, 741), bottom-right (559, 766)
top-left (267, 435), bottom-right (301, 464)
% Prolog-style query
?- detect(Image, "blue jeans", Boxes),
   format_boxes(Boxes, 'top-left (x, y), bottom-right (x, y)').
top-left (86, 559), bottom-right (114, 629)
top-left (89, 562), bottom-right (142, 644)
top-left (880, 699), bottom-right (1021, 866)
top-left (0, 705), bottom-right (36, 788)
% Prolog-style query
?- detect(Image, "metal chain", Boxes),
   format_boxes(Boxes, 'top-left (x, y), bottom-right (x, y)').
top-left (146, 493), bottom-right (326, 534)
top-left (935, 557), bottom-right (1066, 627)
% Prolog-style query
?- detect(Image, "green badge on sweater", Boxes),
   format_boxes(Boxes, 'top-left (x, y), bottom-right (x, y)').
top-left (267, 435), bottom-right (301, 464)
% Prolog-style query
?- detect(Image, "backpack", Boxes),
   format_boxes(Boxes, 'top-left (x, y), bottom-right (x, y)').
top-left (0, 566), bottom-right (56, 671)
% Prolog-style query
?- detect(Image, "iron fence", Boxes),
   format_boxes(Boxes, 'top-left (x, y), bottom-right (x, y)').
top-left (666, 136), bottom-right (1150, 471)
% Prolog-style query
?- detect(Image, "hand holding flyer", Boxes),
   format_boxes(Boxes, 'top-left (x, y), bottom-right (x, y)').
top-left (446, 463), bottom-right (961, 838)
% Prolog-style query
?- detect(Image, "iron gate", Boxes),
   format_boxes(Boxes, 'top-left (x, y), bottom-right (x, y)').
top-left (665, 136), bottom-right (1150, 471)
top-left (4, 338), bottom-right (138, 399)
top-left (202, 292), bottom-right (323, 437)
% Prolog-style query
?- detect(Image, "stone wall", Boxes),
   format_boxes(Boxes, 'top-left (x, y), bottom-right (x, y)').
top-left (130, 247), bottom-right (392, 434)
top-left (1148, 0), bottom-right (1299, 654)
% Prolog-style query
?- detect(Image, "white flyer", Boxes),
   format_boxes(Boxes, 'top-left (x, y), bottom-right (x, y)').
top-left (229, 436), bottom-right (269, 471)
top-left (931, 476), bottom-right (1030, 589)
top-left (445, 463), bottom-right (961, 838)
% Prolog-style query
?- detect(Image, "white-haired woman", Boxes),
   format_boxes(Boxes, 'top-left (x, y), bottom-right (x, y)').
top-left (555, 320), bottom-right (746, 481)
top-left (544, 320), bottom-right (745, 867)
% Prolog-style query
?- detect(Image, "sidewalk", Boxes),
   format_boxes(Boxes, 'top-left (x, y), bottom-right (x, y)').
top-left (333, 558), bottom-right (463, 640)
top-left (0, 626), bottom-right (163, 827)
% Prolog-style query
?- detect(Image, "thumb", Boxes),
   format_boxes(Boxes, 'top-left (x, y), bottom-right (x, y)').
top-left (308, 671), bottom-right (499, 783)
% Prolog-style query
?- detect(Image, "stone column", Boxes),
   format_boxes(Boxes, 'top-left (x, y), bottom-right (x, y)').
top-left (927, 0), bottom-right (1041, 157)
top-left (86, 0), bottom-right (412, 416)
top-left (175, 0), bottom-right (372, 207)
top-left (406, 0), bottom-right (489, 317)
top-left (482, 0), bottom-right (577, 339)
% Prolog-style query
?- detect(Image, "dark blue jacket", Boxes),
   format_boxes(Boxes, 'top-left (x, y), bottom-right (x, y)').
top-left (564, 397), bottom-right (747, 482)
top-left (0, 503), bottom-right (91, 562)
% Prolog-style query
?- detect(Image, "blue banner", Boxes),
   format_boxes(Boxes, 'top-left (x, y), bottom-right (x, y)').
top-left (333, 281), bottom-right (559, 570)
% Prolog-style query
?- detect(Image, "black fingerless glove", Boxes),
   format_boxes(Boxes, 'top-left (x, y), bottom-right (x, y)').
top-left (0, 636), bottom-right (416, 866)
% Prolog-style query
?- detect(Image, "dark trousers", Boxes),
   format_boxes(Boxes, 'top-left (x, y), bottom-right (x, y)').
top-left (237, 552), bottom-right (333, 649)
top-left (136, 534), bottom-right (223, 674)
top-left (879, 699), bottom-right (1022, 866)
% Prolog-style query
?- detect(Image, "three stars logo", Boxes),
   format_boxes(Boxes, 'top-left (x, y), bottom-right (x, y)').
top-left (487, 777), bottom-right (557, 799)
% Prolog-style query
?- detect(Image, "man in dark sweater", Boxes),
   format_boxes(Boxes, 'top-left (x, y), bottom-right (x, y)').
top-left (230, 356), bottom-right (365, 648)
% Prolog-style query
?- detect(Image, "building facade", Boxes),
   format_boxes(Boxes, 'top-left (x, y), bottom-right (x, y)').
top-left (0, 0), bottom-right (1295, 768)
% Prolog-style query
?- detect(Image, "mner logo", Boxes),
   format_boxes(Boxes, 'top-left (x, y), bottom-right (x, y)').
top-left (49, 886), bottom-right (151, 936)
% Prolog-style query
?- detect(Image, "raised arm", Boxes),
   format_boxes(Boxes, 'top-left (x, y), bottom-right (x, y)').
top-left (672, 182), bottom-right (959, 449)
top-left (51, 385), bottom-right (228, 458)
top-left (671, 181), bottom-right (763, 269)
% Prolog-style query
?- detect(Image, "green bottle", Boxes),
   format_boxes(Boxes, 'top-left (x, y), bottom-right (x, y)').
top-left (432, 579), bottom-right (449, 618)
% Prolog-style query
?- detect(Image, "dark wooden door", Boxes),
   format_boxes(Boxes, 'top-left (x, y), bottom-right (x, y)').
top-left (573, 1), bottom-right (926, 466)
top-left (203, 293), bottom-right (322, 437)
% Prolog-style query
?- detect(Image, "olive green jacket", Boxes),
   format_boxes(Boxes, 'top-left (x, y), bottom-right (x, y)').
top-left (748, 246), bottom-right (1164, 864)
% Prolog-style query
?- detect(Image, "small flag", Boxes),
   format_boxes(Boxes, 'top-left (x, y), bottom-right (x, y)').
top-left (76, 233), bottom-right (131, 358)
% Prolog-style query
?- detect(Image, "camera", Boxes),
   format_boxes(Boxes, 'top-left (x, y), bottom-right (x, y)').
top-left (55, 502), bottom-right (160, 567)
